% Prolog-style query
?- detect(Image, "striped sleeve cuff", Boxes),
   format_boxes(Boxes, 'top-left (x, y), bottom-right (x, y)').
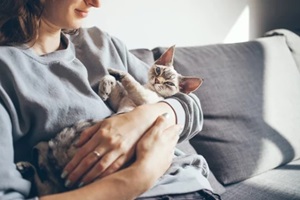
top-left (160, 98), bottom-right (186, 127)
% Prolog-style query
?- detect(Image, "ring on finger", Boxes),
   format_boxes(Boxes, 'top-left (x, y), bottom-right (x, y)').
top-left (93, 150), bottom-right (101, 158)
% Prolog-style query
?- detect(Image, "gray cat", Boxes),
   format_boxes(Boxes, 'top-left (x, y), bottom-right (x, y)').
top-left (16, 45), bottom-right (203, 196)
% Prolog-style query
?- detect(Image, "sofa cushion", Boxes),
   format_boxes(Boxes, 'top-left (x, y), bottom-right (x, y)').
top-left (221, 159), bottom-right (300, 200)
top-left (129, 48), bottom-right (155, 65)
top-left (153, 32), bottom-right (300, 185)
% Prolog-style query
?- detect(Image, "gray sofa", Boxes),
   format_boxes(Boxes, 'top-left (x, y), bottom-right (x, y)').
top-left (130, 29), bottom-right (300, 200)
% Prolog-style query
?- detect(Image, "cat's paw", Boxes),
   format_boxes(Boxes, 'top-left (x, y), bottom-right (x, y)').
top-left (16, 161), bottom-right (36, 180)
top-left (98, 75), bottom-right (117, 101)
top-left (108, 68), bottom-right (126, 81)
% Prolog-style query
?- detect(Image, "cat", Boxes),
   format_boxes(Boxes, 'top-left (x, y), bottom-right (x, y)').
top-left (16, 45), bottom-right (203, 196)
top-left (98, 45), bottom-right (203, 113)
top-left (16, 119), bottom-right (99, 196)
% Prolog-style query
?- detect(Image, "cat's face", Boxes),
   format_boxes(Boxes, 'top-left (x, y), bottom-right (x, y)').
top-left (148, 64), bottom-right (180, 97)
top-left (148, 45), bottom-right (203, 97)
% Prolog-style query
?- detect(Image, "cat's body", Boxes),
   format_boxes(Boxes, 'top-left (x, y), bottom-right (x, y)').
top-left (98, 70), bottom-right (163, 113)
top-left (17, 119), bottom-right (99, 196)
top-left (98, 45), bottom-right (202, 113)
top-left (16, 45), bottom-right (203, 196)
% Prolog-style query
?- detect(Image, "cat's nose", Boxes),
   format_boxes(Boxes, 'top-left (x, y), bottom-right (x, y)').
top-left (155, 78), bottom-right (160, 84)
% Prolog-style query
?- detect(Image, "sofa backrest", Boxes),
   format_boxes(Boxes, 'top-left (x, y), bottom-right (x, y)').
top-left (152, 30), bottom-right (300, 185)
top-left (130, 29), bottom-right (300, 185)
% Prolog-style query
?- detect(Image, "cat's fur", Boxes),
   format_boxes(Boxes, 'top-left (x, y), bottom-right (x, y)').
top-left (16, 45), bottom-right (203, 196)
top-left (17, 119), bottom-right (99, 196)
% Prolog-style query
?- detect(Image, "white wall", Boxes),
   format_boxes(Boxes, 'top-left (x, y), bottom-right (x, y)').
top-left (83, 0), bottom-right (300, 49)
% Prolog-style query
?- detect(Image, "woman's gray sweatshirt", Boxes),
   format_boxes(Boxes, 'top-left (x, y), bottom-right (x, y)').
top-left (0, 27), bottom-right (211, 200)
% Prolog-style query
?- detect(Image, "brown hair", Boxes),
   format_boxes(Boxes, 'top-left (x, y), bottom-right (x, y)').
top-left (0, 0), bottom-right (45, 46)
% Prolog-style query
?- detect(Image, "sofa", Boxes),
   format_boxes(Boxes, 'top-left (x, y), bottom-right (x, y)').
top-left (129, 29), bottom-right (300, 200)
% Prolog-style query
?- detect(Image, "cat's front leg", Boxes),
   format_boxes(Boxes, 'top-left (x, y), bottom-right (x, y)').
top-left (16, 161), bottom-right (54, 196)
top-left (108, 68), bottom-right (140, 90)
top-left (16, 161), bottom-right (36, 182)
top-left (108, 68), bottom-right (160, 105)
top-left (107, 68), bottom-right (126, 81)
top-left (98, 75), bottom-right (117, 101)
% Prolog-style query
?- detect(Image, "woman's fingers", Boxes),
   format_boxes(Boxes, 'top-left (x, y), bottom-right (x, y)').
top-left (61, 131), bottom-right (102, 181)
top-left (62, 122), bottom-right (103, 179)
top-left (139, 114), bottom-right (171, 146)
top-left (163, 124), bottom-right (181, 145)
top-left (79, 136), bottom-right (135, 185)
top-left (62, 128), bottom-right (128, 187)
top-left (79, 152), bottom-right (127, 186)
top-left (99, 150), bottom-right (134, 178)
top-left (64, 149), bottom-right (105, 187)
top-left (75, 122), bottom-right (102, 147)
top-left (61, 112), bottom-right (176, 188)
top-left (136, 114), bottom-right (181, 171)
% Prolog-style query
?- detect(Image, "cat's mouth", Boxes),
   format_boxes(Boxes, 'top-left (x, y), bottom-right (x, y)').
top-left (153, 84), bottom-right (167, 97)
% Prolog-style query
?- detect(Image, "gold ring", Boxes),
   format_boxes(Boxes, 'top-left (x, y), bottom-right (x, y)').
top-left (93, 150), bottom-right (101, 158)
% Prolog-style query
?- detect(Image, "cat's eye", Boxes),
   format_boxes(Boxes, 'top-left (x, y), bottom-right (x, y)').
top-left (155, 67), bottom-right (161, 75)
top-left (165, 82), bottom-right (175, 86)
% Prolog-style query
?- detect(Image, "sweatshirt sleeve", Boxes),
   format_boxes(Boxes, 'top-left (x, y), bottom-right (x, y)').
top-left (0, 102), bottom-right (34, 200)
top-left (110, 36), bottom-right (203, 142)
top-left (109, 35), bottom-right (150, 85)
top-left (162, 93), bottom-right (203, 142)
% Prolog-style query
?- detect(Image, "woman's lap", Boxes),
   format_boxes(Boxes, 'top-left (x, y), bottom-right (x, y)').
top-left (137, 189), bottom-right (221, 200)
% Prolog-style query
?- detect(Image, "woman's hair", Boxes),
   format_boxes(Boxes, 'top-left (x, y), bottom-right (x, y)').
top-left (0, 0), bottom-right (45, 46)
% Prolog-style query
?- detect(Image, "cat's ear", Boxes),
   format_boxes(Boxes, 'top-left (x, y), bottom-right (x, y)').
top-left (179, 76), bottom-right (203, 94)
top-left (155, 45), bottom-right (175, 67)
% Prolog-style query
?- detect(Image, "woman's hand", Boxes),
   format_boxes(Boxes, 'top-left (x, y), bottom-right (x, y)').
top-left (61, 103), bottom-right (176, 188)
top-left (62, 113), bottom-right (141, 188)
top-left (135, 114), bottom-right (181, 182)
top-left (39, 114), bottom-right (180, 200)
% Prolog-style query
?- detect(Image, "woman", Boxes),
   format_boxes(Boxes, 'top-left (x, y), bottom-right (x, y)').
top-left (0, 0), bottom-right (220, 199)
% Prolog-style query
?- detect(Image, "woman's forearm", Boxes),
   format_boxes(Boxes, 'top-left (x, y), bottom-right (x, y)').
top-left (61, 101), bottom-right (178, 187)
top-left (129, 102), bottom-right (177, 134)
top-left (40, 109), bottom-right (180, 200)
top-left (40, 161), bottom-right (154, 200)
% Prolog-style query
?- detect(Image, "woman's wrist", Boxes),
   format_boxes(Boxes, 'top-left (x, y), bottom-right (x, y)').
top-left (130, 160), bottom-right (158, 189)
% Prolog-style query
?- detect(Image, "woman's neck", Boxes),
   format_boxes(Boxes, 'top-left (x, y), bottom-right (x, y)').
top-left (29, 20), bottom-right (65, 56)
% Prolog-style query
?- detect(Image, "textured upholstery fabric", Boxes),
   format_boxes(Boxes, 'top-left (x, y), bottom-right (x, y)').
top-left (153, 35), bottom-right (300, 185)
top-left (129, 48), bottom-right (155, 65)
top-left (221, 159), bottom-right (300, 200)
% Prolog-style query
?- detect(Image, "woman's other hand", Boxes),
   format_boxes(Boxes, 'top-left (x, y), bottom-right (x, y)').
top-left (61, 102), bottom-right (176, 188)
top-left (135, 114), bottom-right (181, 182)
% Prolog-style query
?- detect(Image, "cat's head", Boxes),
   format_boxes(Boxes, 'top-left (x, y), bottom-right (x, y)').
top-left (148, 45), bottom-right (203, 97)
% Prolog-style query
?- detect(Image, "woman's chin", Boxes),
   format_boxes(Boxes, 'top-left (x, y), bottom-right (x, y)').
top-left (67, 20), bottom-right (85, 30)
